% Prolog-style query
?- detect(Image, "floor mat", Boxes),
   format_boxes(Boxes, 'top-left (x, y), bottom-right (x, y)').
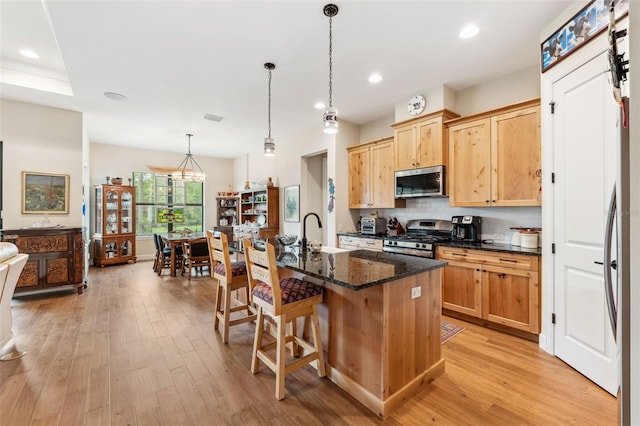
top-left (441, 321), bottom-right (464, 343)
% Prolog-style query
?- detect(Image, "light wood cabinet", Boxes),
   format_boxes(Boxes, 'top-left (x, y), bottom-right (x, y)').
top-left (239, 187), bottom-right (279, 239)
top-left (437, 246), bottom-right (540, 334)
top-left (337, 235), bottom-right (383, 252)
top-left (93, 184), bottom-right (136, 267)
top-left (447, 99), bottom-right (541, 207)
top-left (347, 138), bottom-right (404, 209)
top-left (391, 109), bottom-right (460, 171)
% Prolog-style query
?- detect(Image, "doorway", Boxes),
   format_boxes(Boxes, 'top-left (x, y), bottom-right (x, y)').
top-left (302, 152), bottom-right (327, 244)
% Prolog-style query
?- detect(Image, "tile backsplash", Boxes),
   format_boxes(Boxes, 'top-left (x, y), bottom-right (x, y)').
top-left (359, 197), bottom-right (541, 242)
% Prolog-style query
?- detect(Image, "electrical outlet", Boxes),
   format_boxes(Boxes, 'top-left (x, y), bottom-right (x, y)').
top-left (411, 286), bottom-right (421, 299)
top-left (493, 234), bottom-right (504, 241)
top-left (339, 223), bottom-right (343, 232)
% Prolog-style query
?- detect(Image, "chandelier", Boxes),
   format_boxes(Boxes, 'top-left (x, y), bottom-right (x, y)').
top-left (322, 4), bottom-right (339, 134)
top-left (172, 133), bottom-right (206, 182)
top-left (264, 62), bottom-right (276, 156)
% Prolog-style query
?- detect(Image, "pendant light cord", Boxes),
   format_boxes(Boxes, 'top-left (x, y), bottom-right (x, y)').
top-left (268, 68), bottom-right (272, 138)
top-left (328, 15), bottom-right (333, 108)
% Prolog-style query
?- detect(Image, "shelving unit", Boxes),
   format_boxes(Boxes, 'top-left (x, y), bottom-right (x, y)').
top-left (237, 187), bottom-right (279, 239)
top-left (214, 196), bottom-right (239, 242)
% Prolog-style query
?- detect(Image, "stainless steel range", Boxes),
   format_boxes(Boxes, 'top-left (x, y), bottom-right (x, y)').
top-left (383, 219), bottom-right (453, 258)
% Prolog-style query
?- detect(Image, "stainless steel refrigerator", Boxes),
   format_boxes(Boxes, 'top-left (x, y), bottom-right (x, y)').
top-left (603, 96), bottom-right (630, 425)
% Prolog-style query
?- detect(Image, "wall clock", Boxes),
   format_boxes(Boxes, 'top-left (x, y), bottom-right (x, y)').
top-left (408, 95), bottom-right (426, 116)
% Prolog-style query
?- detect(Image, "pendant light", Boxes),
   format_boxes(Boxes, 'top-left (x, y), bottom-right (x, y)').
top-left (322, 4), bottom-right (339, 134)
top-left (264, 62), bottom-right (276, 156)
top-left (172, 133), bottom-right (206, 182)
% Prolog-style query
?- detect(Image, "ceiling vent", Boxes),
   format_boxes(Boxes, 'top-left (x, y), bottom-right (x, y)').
top-left (203, 113), bottom-right (224, 122)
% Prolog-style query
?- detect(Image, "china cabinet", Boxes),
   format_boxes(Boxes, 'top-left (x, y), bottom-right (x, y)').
top-left (214, 196), bottom-right (239, 241)
top-left (447, 99), bottom-right (541, 207)
top-left (238, 187), bottom-right (279, 239)
top-left (93, 184), bottom-right (137, 267)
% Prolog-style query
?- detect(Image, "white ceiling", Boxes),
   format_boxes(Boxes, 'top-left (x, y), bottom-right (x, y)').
top-left (0, 0), bottom-right (571, 159)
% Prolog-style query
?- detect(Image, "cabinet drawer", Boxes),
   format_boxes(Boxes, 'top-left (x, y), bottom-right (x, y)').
top-left (338, 236), bottom-right (383, 251)
top-left (437, 247), bottom-right (537, 271)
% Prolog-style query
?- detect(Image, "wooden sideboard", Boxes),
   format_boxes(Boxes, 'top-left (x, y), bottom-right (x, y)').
top-left (1, 227), bottom-right (86, 295)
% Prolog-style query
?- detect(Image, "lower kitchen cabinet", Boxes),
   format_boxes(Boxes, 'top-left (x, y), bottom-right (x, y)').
top-left (437, 246), bottom-right (540, 334)
top-left (337, 235), bottom-right (383, 252)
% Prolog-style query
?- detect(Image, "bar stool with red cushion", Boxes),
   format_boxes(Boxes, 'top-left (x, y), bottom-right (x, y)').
top-left (207, 230), bottom-right (256, 343)
top-left (243, 238), bottom-right (326, 400)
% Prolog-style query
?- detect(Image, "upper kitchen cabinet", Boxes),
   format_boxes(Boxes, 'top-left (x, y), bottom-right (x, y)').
top-left (447, 99), bottom-right (541, 207)
top-left (348, 137), bottom-right (405, 209)
top-left (391, 109), bottom-right (460, 172)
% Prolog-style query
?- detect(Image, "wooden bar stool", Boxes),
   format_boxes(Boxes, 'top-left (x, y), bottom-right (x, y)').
top-left (243, 238), bottom-right (326, 400)
top-left (208, 230), bottom-right (256, 343)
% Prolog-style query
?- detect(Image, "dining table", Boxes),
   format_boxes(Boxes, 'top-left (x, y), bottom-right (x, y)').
top-left (160, 231), bottom-right (207, 277)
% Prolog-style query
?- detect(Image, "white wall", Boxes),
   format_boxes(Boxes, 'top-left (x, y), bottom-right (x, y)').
top-left (229, 119), bottom-right (360, 248)
top-left (0, 99), bottom-right (83, 229)
top-left (90, 142), bottom-right (234, 257)
top-left (359, 112), bottom-right (394, 143)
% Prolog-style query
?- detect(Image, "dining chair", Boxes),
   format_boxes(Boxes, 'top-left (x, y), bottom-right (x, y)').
top-left (154, 234), bottom-right (173, 276)
top-left (208, 230), bottom-right (256, 343)
top-left (181, 237), bottom-right (210, 281)
top-left (243, 238), bottom-right (326, 400)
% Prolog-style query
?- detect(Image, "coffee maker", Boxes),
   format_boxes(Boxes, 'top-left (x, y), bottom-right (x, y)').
top-left (451, 215), bottom-right (481, 242)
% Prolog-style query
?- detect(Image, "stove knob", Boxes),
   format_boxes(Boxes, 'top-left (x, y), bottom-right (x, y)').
top-left (415, 243), bottom-right (420, 248)
top-left (393, 241), bottom-right (398, 246)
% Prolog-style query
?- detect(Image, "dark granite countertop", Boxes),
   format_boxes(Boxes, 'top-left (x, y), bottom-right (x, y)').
top-left (437, 241), bottom-right (541, 256)
top-left (232, 242), bottom-right (446, 291)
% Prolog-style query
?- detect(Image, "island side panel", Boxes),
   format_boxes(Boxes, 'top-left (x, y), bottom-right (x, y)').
top-left (383, 268), bottom-right (443, 398)
top-left (321, 281), bottom-right (384, 398)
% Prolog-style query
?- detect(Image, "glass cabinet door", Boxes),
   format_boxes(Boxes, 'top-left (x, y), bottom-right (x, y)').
top-left (95, 186), bottom-right (103, 235)
top-left (105, 189), bottom-right (119, 234)
top-left (120, 188), bottom-right (134, 234)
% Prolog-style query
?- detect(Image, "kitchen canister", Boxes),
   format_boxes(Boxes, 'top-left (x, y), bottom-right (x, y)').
top-left (520, 230), bottom-right (538, 249)
top-left (510, 228), bottom-right (521, 246)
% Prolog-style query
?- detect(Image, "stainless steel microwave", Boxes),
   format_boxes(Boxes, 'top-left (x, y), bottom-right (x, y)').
top-left (394, 166), bottom-right (446, 198)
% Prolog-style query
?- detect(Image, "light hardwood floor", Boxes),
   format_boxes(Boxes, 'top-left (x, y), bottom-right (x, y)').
top-left (0, 261), bottom-right (616, 425)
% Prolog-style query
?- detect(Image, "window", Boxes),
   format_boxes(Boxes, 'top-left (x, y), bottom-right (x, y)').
top-left (133, 172), bottom-right (203, 236)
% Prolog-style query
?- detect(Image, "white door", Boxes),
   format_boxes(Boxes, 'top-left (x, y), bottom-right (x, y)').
top-left (552, 51), bottom-right (618, 395)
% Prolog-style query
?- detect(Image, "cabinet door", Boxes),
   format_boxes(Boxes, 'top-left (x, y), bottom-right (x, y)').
top-left (491, 105), bottom-right (541, 206)
top-left (370, 141), bottom-right (395, 208)
top-left (104, 188), bottom-right (120, 234)
top-left (348, 146), bottom-right (371, 208)
top-left (119, 187), bottom-right (135, 234)
top-left (448, 118), bottom-right (491, 206)
top-left (482, 264), bottom-right (539, 332)
top-left (416, 118), bottom-right (444, 168)
top-left (442, 259), bottom-right (482, 318)
top-left (394, 124), bottom-right (416, 171)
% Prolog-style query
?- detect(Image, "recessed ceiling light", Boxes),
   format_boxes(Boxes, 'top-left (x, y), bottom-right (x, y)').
top-left (19, 49), bottom-right (39, 59)
top-left (314, 101), bottom-right (326, 110)
top-left (368, 73), bottom-right (382, 84)
top-left (104, 92), bottom-right (128, 101)
top-left (459, 24), bottom-right (479, 39)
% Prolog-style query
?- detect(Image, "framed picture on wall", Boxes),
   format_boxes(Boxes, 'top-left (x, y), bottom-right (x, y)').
top-left (21, 171), bottom-right (70, 214)
top-left (284, 185), bottom-right (300, 222)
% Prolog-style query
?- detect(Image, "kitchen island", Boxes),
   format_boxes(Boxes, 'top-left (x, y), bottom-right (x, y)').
top-left (272, 247), bottom-right (447, 418)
